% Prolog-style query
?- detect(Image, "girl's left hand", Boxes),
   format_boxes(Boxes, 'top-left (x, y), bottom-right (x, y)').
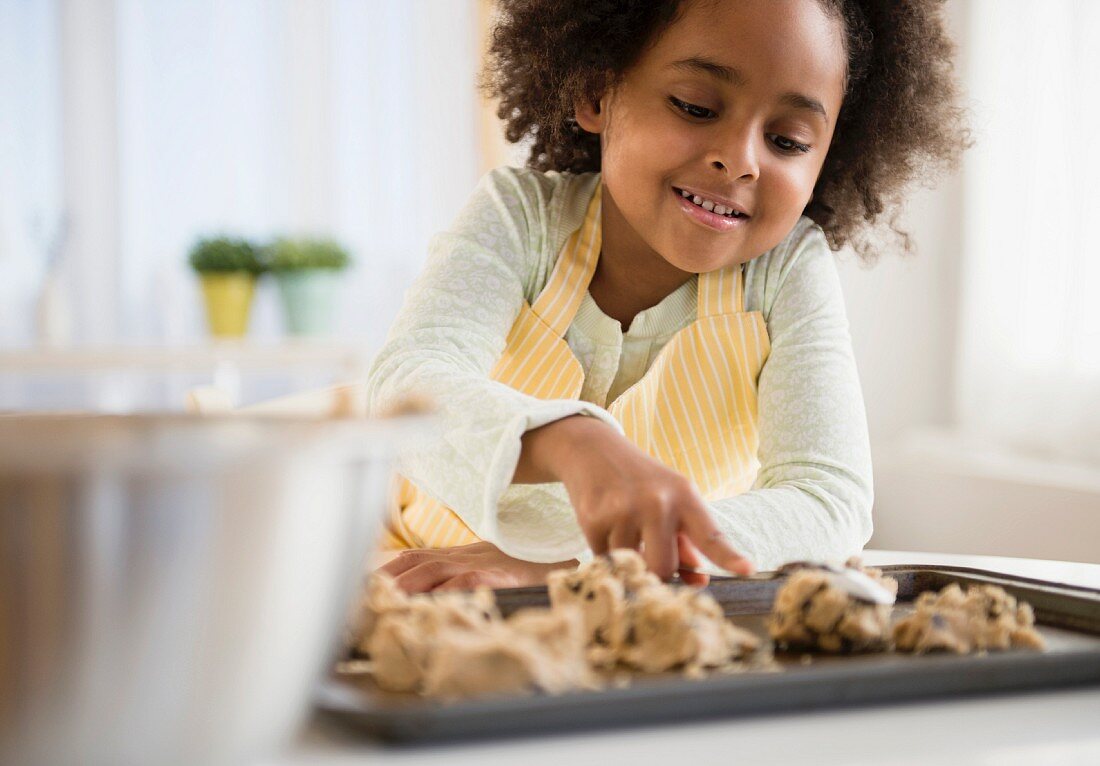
top-left (376, 541), bottom-right (576, 593)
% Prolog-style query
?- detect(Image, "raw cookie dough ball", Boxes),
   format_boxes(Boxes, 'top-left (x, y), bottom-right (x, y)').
top-left (605, 548), bottom-right (664, 591)
top-left (424, 607), bottom-right (594, 699)
top-left (547, 550), bottom-right (661, 655)
top-left (364, 585), bottom-right (499, 692)
top-left (619, 586), bottom-right (759, 674)
top-left (892, 583), bottom-right (1046, 654)
top-left (550, 549), bottom-right (758, 673)
top-left (769, 565), bottom-right (898, 653)
top-left (355, 575), bottom-right (593, 698)
top-left (346, 573), bottom-right (411, 656)
top-left (508, 606), bottom-right (590, 669)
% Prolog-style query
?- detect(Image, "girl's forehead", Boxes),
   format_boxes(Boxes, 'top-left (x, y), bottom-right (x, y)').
top-left (636, 0), bottom-right (847, 109)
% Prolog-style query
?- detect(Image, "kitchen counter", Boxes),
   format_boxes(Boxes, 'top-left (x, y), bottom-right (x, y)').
top-left (268, 551), bottom-right (1100, 766)
top-left (0, 341), bottom-right (370, 411)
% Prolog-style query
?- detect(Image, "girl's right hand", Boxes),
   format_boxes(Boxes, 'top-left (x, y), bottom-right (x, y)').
top-left (517, 415), bottom-right (755, 580)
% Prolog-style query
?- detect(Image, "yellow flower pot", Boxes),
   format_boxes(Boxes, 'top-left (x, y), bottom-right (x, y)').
top-left (199, 272), bottom-right (256, 337)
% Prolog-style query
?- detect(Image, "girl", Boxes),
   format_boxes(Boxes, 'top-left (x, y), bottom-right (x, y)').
top-left (371, 0), bottom-right (967, 592)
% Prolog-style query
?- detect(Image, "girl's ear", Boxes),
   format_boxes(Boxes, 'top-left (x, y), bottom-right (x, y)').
top-left (574, 93), bottom-right (608, 134)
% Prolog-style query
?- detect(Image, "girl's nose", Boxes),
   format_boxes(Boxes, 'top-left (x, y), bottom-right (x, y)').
top-left (707, 127), bottom-right (760, 182)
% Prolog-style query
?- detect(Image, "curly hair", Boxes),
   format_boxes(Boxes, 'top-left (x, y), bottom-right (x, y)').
top-left (481, 0), bottom-right (970, 263)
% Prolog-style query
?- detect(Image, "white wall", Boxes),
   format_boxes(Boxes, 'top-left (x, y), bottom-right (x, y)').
top-left (836, 0), bottom-right (1100, 563)
top-left (839, 167), bottom-right (1100, 564)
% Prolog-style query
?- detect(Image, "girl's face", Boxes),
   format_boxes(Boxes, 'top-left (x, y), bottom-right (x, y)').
top-left (577, 0), bottom-right (847, 274)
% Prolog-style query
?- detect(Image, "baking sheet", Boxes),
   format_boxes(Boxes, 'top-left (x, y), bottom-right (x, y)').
top-left (315, 565), bottom-right (1100, 743)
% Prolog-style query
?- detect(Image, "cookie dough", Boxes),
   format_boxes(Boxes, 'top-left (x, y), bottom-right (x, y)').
top-left (345, 570), bottom-right (410, 653)
top-left (617, 585), bottom-right (759, 673)
top-left (892, 583), bottom-right (1046, 654)
top-left (362, 582), bottom-right (499, 693)
top-left (424, 608), bottom-right (595, 699)
top-left (349, 549), bottom-right (765, 698)
top-left (546, 549), bottom-right (660, 656)
top-left (769, 562), bottom-right (899, 653)
top-left (349, 574), bottom-right (594, 697)
top-left (547, 550), bottom-right (757, 672)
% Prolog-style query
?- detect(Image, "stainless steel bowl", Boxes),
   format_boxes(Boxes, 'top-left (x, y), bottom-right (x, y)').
top-left (0, 412), bottom-right (429, 766)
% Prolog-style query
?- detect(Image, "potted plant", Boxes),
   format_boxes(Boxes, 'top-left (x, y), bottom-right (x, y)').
top-left (266, 237), bottom-right (351, 336)
top-left (188, 236), bottom-right (264, 338)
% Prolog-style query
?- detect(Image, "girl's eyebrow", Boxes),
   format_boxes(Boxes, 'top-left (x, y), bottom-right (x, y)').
top-left (780, 93), bottom-right (828, 123)
top-left (668, 56), bottom-right (829, 123)
top-left (668, 56), bottom-right (745, 86)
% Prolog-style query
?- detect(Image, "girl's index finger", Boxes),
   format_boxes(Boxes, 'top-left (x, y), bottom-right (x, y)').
top-left (682, 510), bottom-right (755, 576)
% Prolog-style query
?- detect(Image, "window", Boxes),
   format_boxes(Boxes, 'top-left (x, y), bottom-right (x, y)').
top-left (0, 0), bottom-right (480, 352)
top-left (0, 0), bottom-right (62, 344)
top-left (956, 0), bottom-right (1100, 465)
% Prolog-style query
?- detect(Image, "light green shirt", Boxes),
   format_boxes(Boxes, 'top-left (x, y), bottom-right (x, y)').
top-left (367, 167), bottom-right (873, 570)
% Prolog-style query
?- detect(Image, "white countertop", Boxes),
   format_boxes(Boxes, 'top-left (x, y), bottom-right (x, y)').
top-left (269, 551), bottom-right (1100, 766)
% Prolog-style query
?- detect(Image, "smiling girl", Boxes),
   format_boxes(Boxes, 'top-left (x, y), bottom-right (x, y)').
top-left (369, 0), bottom-right (968, 592)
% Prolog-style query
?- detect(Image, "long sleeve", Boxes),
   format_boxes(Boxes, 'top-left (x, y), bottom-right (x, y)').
top-left (706, 222), bottom-right (874, 571)
top-left (365, 168), bottom-right (621, 555)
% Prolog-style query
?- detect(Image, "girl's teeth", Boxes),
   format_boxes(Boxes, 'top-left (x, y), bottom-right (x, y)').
top-left (678, 188), bottom-right (742, 218)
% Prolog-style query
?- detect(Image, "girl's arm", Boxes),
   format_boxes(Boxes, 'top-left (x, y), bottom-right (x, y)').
top-left (703, 223), bottom-right (874, 571)
top-left (367, 168), bottom-right (623, 552)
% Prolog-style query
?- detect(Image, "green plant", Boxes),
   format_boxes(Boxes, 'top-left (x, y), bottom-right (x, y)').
top-left (188, 236), bottom-right (264, 274)
top-left (266, 237), bottom-right (351, 272)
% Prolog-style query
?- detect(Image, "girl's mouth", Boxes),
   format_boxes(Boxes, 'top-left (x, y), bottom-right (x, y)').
top-left (672, 186), bottom-right (751, 232)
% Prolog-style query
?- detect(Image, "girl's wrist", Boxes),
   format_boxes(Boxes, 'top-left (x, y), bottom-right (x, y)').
top-left (542, 415), bottom-right (621, 483)
top-left (515, 414), bottom-right (618, 484)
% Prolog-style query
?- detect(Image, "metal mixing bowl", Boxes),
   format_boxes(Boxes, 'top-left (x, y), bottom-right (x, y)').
top-left (0, 412), bottom-right (429, 766)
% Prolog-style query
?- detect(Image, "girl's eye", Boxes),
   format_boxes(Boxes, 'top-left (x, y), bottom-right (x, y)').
top-left (669, 95), bottom-right (716, 120)
top-left (768, 134), bottom-right (812, 155)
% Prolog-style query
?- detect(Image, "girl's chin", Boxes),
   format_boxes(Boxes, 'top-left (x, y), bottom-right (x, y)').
top-left (662, 247), bottom-right (745, 275)
top-left (665, 228), bottom-right (753, 270)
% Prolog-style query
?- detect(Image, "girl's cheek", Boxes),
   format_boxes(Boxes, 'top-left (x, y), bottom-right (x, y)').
top-left (657, 126), bottom-right (712, 164)
top-left (644, 107), bottom-right (700, 151)
top-left (769, 160), bottom-right (814, 199)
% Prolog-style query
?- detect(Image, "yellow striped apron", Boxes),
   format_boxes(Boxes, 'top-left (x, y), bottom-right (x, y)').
top-left (384, 182), bottom-right (771, 550)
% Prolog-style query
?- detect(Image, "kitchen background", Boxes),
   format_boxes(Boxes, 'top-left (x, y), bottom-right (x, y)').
top-left (1, 0), bottom-right (1097, 562)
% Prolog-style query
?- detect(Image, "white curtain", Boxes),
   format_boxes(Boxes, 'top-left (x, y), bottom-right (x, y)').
top-left (0, 0), bottom-right (480, 351)
top-left (0, 0), bottom-right (62, 345)
top-left (956, 0), bottom-right (1100, 465)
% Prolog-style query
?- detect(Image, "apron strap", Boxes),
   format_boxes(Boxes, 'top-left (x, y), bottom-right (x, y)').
top-left (697, 261), bottom-right (746, 318)
top-left (531, 182), bottom-right (603, 337)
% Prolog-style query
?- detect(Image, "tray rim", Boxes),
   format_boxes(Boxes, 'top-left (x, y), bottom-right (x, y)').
top-left (487, 563), bottom-right (1100, 601)
top-left (869, 563), bottom-right (1100, 596)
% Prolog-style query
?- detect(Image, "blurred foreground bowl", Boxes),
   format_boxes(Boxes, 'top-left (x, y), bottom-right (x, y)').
top-left (0, 412), bottom-right (429, 766)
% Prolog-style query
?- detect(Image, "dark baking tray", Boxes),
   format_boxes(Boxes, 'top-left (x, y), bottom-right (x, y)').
top-left (315, 565), bottom-right (1100, 743)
